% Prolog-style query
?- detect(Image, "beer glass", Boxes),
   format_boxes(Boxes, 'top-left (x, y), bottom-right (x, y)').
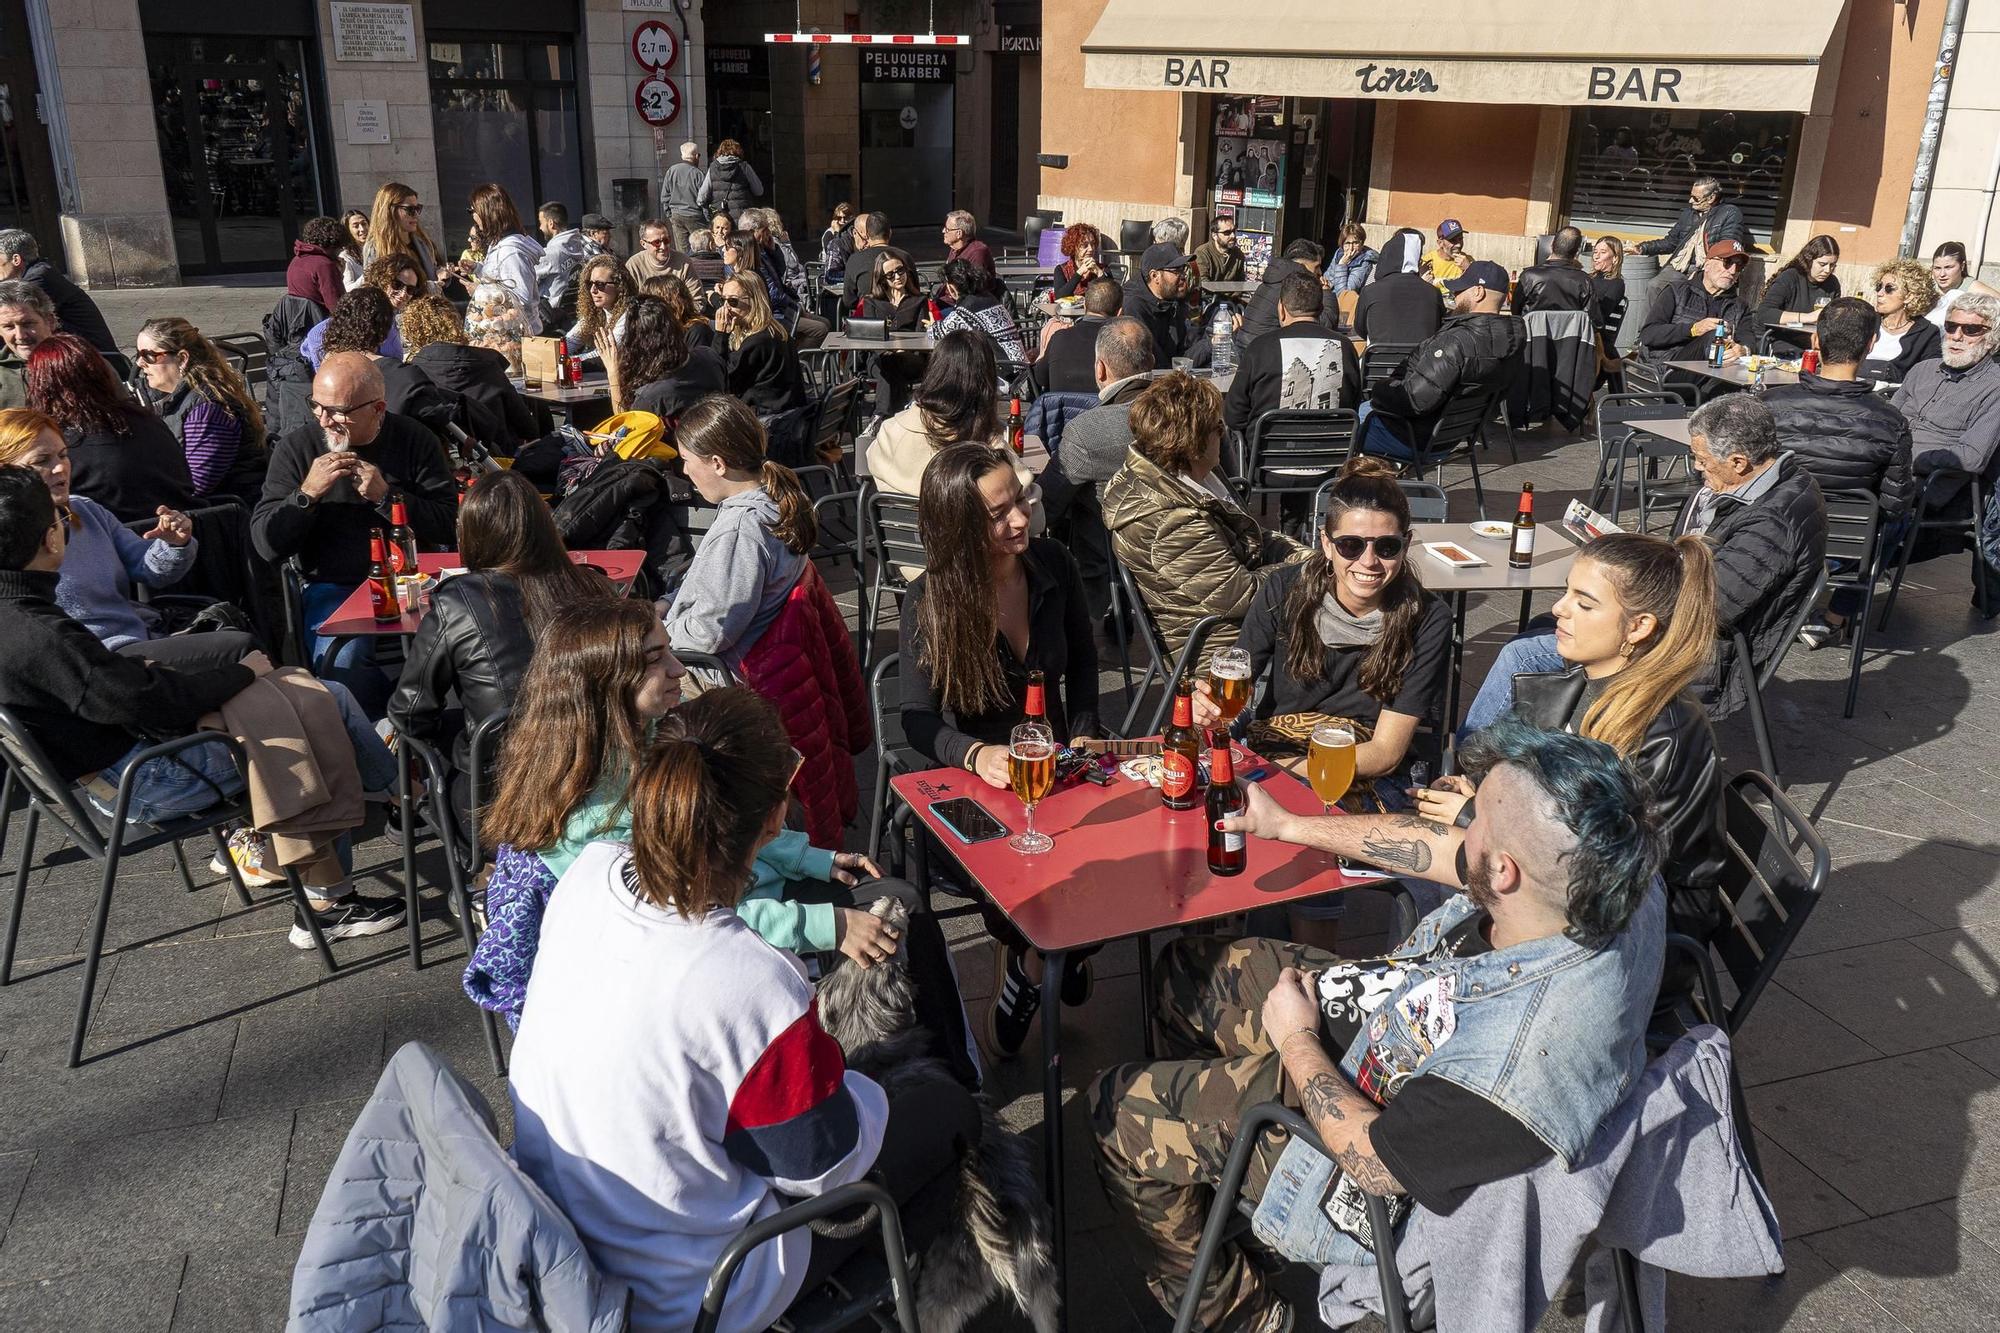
top-left (1308, 722), bottom-right (1357, 814)
top-left (1208, 648), bottom-right (1252, 723)
top-left (1007, 721), bottom-right (1057, 855)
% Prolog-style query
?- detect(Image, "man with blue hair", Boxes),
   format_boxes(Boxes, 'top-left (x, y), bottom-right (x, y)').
top-left (1093, 719), bottom-right (1667, 1333)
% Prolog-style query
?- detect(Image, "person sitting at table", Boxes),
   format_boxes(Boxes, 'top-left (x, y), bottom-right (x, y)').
top-left (850, 251), bottom-right (927, 330)
top-left (1515, 226), bottom-right (1595, 317)
top-left (1860, 258), bottom-right (1942, 384)
top-left (931, 258), bottom-right (1028, 365)
top-left (1887, 292), bottom-right (2000, 606)
top-left (1046, 317), bottom-right (1156, 513)
top-left (505, 686), bottom-right (982, 1333)
top-left (398, 295), bottom-right (540, 453)
top-left (1467, 394), bottom-right (1825, 726)
top-left (134, 316), bottom-right (269, 503)
top-left (1753, 234), bottom-right (1841, 352)
top-left (565, 253), bottom-right (632, 378)
top-left (251, 352), bottom-right (458, 717)
top-left (1353, 229), bottom-right (1447, 351)
top-left (387, 470), bottom-right (609, 836)
top-left (0, 407), bottom-right (251, 670)
top-left (622, 297), bottom-right (729, 423)
top-left (0, 465), bottom-right (406, 947)
top-left (1051, 222), bottom-right (1105, 300)
top-left (1588, 236), bottom-right (1627, 355)
top-left (1123, 244), bottom-right (1203, 369)
top-left (360, 182), bottom-right (441, 283)
top-left (1104, 371), bottom-right (1304, 658)
top-left (867, 330), bottom-right (1036, 541)
top-left (841, 212), bottom-right (915, 304)
top-left (643, 274), bottom-right (717, 355)
top-left (301, 252), bottom-right (423, 370)
top-left (899, 442), bottom-right (1100, 1057)
top-left (1032, 276), bottom-right (1121, 393)
top-left (1355, 261), bottom-right (1525, 464)
top-left (1223, 272), bottom-right (1362, 438)
top-left (465, 182), bottom-right (546, 335)
top-left (26, 333), bottom-right (193, 522)
top-left (320, 288), bottom-right (461, 449)
top-left (1636, 239), bottom-right (1752, 378)
top-left (284, 216), bottom-right (348, 320)
top-left (1325, 223), bottom-right (1377, 297)
top-left (1928, 240), bottom-right (2000, 329)
top-left (1094, 717), bottom-right (1666, 1333)
top-left (715, 271), bottom-right (809, 416)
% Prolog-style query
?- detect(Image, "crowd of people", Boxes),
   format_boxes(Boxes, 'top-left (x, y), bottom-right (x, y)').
top-left (2, 151), bottom-right (2000, 1333)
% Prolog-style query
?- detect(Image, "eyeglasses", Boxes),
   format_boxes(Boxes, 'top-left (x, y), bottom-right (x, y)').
top-left (1944, 320), bottom-right (1992, 337)
top-left (390, 279), bottom-right (422, 295)
top-left (396, 203), bottom-right (424, 216)
top-left (309, 398), bottom-right (384, 423)
top-left (723, 296), bottom-right (751, 311)
top-left (881, 266), bottom-right (908, 279)
top-left (1876, 283), bottom-right (1901, 295)
top-left (1329, 534), bottom-right (1407, 560)
top-left (1215, 229), bottom-right (1237, 240)
top-left (642, 236), bottom-right (670, 248)
top-left (133, 348), bottom-right (173, 365)
top-left (587, 279), bottom-right (619, 293)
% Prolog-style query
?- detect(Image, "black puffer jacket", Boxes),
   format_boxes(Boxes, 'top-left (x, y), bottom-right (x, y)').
top-left (1674, 454), bottom-right (1827, 718)
top-left (552, 456), bottom-right (700, 600)
top-left (1761, 373), bottom-right (1916, 517)
top-left (261, 294), bottom-right (326, 441)
top-left (1236, 256), bottom-right (1335, 350)
top-left (409, 342), bottom-right (541, 448)
top-left (1370, 312), bottom-right (1526, 447)
top-left (387, 572), bottom-right (536, 778)
top-left (1511, 667), bottom-right (1726, 938)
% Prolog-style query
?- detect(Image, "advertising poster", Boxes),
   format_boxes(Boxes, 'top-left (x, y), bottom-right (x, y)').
top-left (1241, 140), bottom-right (1287, 209)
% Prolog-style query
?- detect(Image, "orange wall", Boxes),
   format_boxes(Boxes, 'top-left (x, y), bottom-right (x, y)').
top-left (1804, 1), bottom-right (1946, 262)
top-left (1387, 103), bottom-right (1542, 235)
top-left (1039, 0), bottom-right (1184, 205)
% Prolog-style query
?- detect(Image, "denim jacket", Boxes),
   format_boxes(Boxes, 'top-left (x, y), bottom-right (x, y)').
top-left (1253, 884), bottom-right (1666, 1265)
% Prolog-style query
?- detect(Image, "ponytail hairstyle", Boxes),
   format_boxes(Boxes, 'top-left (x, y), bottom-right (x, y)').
top-left (916, 443), bottom-right (1021, 715)
top-left (673, 394), bottom-right (816, 554)
top-left (480, 599), bottom-right (662, 853)
top-left (1280, 456), bottom-right (1425, 696)
top-left (1574, 532), bottom-right (1718, 756)
top-left (136, 316), bottom-right (267, 450)
top-left (626, 687), bottom-right (796, 916)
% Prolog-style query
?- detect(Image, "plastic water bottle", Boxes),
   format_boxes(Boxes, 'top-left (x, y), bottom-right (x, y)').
top-left (1209, 302), bottom-right (1236, 375)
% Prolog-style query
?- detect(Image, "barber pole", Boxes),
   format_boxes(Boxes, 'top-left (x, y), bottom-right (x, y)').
top-left (808, 43), bottom-right (822, 84)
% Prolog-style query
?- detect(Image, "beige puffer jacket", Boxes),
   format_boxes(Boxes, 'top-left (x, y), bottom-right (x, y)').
top-left (1103, 448), bottom-right (1303, 659)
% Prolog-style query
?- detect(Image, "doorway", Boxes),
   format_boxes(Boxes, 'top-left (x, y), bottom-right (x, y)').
top-left (0, 0), bottom-right (62, 266)
top-left (145, 33), bottom-right (326, 275)
top-left (426, 36), bottom-right (587, 258)
top-left (990, 55), bottom-right (1020, 230)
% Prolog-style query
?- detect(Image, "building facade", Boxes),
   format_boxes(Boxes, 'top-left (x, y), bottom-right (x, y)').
top-left (2, 0), bottom-right (1038, 288)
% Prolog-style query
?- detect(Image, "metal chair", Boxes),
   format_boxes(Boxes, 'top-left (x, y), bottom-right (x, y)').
top-left (1394, 384), bottom-right (1505, 519)
top-left (1114, 558), bottom-right (1226, 737)
top-left (811, 377), bottom-right (866, 481)
top-left (1617, 357), bottom-right (1697, 407)
top-left (1239, 408), bottom-right (1359, 519)
top-left (210, 330), bottom-right (270, 394)
top-left (695, 1180), bottom-right (919, 1333)
top-left (1588, 393), bottom-right (1691, 528)
top-left (858, 483), bottom-right (926, 672)
top-left (863, 652), bottom-right (925, 872)
top-left (1729, 566), bottom-right (1827, 786)
top-left (0, 708), bottom-right (336, 1067)
top-left (1361, 342), bottom-right (1419, 395)
top-left (1309, 477), bottom-right (1448, 534)
top-left (1818, 489), bottom-right (1888, 718)
top-left (1118, 220), bottom-right (1154, 257)
top-left (1876, 466), bottom-right (1992, 627)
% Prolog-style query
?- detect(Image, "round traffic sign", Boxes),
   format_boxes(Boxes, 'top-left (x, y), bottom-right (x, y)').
top-left (632, 21), bottom-right (678, 71)
top-left (635, 74), bottom-right (681, 126)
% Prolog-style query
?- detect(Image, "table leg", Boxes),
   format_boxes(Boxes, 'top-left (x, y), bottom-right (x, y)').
top-left (399, 741), bottom-right (422, 970)
top-left (1445, 592), bottom-right (1468, 733)
top-left (1136, 932), bottom-right (1156, 1059)
top-left (1517, 588), bottom-right (1534, 635)
top-left (1040, 946), bottom-right (1069, 1332)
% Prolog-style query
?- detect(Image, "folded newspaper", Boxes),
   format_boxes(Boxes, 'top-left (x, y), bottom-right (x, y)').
top-left (1554, 498), bottom-right (1624, 548)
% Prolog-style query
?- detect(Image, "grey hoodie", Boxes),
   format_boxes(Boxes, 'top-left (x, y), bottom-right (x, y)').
top-left (664, 486), bottom-right (806, 668)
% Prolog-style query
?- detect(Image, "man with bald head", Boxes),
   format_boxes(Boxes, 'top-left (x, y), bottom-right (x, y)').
top-left (253, 351), bottom-right (458, 714)
top-left (1093, 718), bottom-right (1667, 1332)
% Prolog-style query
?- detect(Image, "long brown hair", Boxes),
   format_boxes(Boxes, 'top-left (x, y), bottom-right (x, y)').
top-left (1762, 234), bottom-right (1839, 302)
top-left (480, 600), bottom-right (661, 853)
top-left (456, 470), bottom-right (612, 633)
top-left (1281, 457), bottom-right (1425, 697)
top-left (1574, 533), bottom-right (1718, 755)
top-left (469, 183), bottom-right (527, 244)
top-left (136, 317), bottom-right (266, 450)
top-left (366, 182), bottom-right (438, 272)
top-left (674, 395), bottom-right (815, 554)
top-left (625, 687), bottom-right (795, 915)
top-left (915, 443), bottom-right (1019, 715)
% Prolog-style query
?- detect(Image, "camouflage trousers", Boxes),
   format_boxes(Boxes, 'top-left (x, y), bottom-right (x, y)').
top-left (1090, 934), bottom-right (1340, 1333)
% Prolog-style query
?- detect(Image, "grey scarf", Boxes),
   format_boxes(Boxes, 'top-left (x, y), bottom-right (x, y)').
top-left (1314, 594), bottom-right (1384, 649)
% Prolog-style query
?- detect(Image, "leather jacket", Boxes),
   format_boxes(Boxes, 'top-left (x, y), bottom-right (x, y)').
top-left (387, 572), bottom-right (535, 777)
top-left (1370, 312), bottom-right (1527, 442)
top-left (1515, 260), bottom-right (1596, 317)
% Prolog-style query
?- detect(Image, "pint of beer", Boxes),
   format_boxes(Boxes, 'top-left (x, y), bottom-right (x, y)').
top-left (1308, 722), bottom-right (1357, 813)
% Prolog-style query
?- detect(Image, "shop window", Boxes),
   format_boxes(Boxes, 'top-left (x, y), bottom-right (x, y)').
top-left (1562, 108), bottom-right (1798, 245)
top-left (429, 34), bottom-right (586, 256)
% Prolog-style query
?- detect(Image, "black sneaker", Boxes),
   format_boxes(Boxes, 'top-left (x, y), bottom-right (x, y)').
top-left (1061, 952), bottom-right (1094, 1007)
top-left (984, 945), bottom-right (1041, 1058)
top-left (289, 892), bottom-right (408, 949)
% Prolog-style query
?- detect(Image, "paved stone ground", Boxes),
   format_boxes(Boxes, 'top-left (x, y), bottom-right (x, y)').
top-left (6, 293), bottom-right (1999, 1329)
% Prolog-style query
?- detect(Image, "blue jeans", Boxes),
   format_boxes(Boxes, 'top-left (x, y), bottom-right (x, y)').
top-left (1355, 402), bottom-right (1421, 463)
top-left (1461, 630), bottom-right (1565, 736)
top-left (303, 581), bottom-right (394, 719)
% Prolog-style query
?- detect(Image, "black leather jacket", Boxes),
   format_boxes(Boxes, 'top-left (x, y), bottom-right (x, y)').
top-left (387, 572), bottom-right (534, 777)
top-left (1370, 312), bottom-right (1526, 442)
top-left (1511, 667), bottom-right (1727, 939)
top-left (1515, 261), bottom-right (1595, 317)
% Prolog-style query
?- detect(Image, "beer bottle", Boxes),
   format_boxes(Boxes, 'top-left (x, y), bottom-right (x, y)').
top-left (1024, 668), bottom-right (1046, 723)
top-left (1008, 396), bottom-right (1025, 456)
top-left (388, 494), bottom-right (420, 575)
top-left (1205, 732), bottom-right (1246, 876)
top-left (1509, 482), bottom-right (1535, 570)
top-left (367, 530), bottom-right (401, 622)
top-left (1160, 678), bottom-right (1203, 811)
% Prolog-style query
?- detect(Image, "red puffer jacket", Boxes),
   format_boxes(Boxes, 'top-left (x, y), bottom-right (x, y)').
top-left (737, 563), bottom-right (870, 845)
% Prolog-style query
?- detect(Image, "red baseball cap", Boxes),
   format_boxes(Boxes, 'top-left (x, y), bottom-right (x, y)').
top-left (1705, 240), bottom-right (1750, 265)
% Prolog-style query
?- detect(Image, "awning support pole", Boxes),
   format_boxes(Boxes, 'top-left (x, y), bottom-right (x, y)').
top-left (1901, 0), bottom-right (1971, 258)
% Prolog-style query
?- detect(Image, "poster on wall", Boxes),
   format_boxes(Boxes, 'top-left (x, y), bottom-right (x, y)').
top-left (1241, 140), bottom-right (1287, 209)
top-left (1240, 230), bottom-right (1273, 281)
top-left (1212, 136), bottom-right (1248, 201)
top-left (1299, 143), bottom-right (1320, 209)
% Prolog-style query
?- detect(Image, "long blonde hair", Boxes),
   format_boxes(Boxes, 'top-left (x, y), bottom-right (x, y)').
top-left (136, 317), bottom-right (266, 450)
top-left (722, 271), bottom-right (783, 350)
top-left (1574, 533), bottom-right (1718, 755)
top-left (367, 182), bottom-right (438, 276)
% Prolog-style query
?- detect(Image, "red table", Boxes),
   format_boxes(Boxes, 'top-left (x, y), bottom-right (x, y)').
top-left (892, 752), bottom-right (1378, 1322)
top-left (313, 550), bottom-right (646, 638)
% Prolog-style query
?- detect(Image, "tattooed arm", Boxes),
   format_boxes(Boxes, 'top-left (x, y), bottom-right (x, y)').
top-left (1221, 781), bottom-right (1466, 886)
top-left (1264, 966), bottom-right (1406, 1196)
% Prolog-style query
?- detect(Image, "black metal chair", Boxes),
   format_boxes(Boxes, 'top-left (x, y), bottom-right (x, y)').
top-left (1309, 477), bottom-right (1447, 533)
top-left (210, 330), bottom-right (270, 396)
top-left (1118, 219), bottom-right (1154, 257)
top-left (1617, 357), bottom-right (1697, 408)
top-left (1729, 566), bottom-right (1827, 786)
top-left (1384, 384), bottom-right (1505, 519)
top-left (1239, 408), bottom-right (1359, 519)
top-left (864, 653), bottom-right (917, 869)
top-left (0, 708), bottom-right (336, 1067)
top-left (1818, 489), bottom-right (1889, 718)
top-left (694, 1179), bottom-right (920, 1333)
top-left (811, 377), bottom-right (866, 482)
top-left (1588, 393), bottom-right (1691, 529)
top-left (1875, 466), bottom-right (1992, 627)
top-left (1114, 558), bottom-right (1226, 738)
top-left (1360, 342), bottom-right (1418, 395)
top-left (858, 482), bottom-right (926, 672)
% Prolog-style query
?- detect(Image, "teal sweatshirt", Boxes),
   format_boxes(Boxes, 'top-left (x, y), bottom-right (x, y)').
top-left (540, 783), bottom-right (840, 953)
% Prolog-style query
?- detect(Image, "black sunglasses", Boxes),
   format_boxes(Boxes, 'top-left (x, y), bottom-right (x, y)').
top-left (1330, 534), bottom-right (1407, 560)
top-left (587, 279), bottom-right (619, 293)
top-left (391, 278), bottom-right (422, 295)
top-left (1945, 319), bottom-right (1991, 336)
top-left (1876, 283), bottom-right (1901, 295)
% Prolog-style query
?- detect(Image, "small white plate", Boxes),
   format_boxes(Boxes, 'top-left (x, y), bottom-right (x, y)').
top-left (1469, 520), bottom-right (1512, 540)
top-left (1422, 541), bottom-right (1488, 569)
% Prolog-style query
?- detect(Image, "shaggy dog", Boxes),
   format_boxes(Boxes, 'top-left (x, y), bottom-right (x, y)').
top-left (814, 898), bottom-right (1061, 1333)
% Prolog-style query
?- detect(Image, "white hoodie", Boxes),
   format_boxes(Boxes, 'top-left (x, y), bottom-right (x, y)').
top-left (479, 231), bottom-right (548, 333)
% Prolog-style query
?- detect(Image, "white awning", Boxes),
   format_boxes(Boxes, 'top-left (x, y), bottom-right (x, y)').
top-left (1081, 1), bottom-right (1848, 113)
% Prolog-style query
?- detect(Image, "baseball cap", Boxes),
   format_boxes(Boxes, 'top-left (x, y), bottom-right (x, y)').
top-left (1139, 242), bottom-right (1196, 277)
top-left (1437, 219), bottom-right (1465, 241)
top-left (580, 213), bottom-right (614, 231)
top-left (1444, 260), bottom-right (1511, 295)
top-left (1704, 239), bottom-right (1750, 265)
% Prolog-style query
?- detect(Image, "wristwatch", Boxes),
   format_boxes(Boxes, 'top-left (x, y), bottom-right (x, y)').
top-left (291, 489), bottom-right (317, 510)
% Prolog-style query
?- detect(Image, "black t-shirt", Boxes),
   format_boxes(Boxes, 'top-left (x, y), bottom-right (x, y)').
top-left (1312, 911), bottom-right (1555, 1216)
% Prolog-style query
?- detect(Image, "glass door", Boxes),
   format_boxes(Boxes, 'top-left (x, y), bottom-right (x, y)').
top-left (146, 34), bottom-right (325, 275)
top-left (0, 0), bottom-right (63, 265)
top-left (427, 36), bottom-right (586, 259)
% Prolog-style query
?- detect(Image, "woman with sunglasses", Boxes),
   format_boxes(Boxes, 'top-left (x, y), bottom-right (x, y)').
top-left (302, 252), bottom-right (423, 370)
top-left (622, 296), bottom-right (727, 421)
top-left (1927, 241), bottom-right (2000, 330)
top-left (133, 316), bottom-right (268, 502)
top-left (360, 182), bottom-right (441, 282)
top-left (853, 255), bottom-right (926, 330)
top-left (564, 254), bottom-right (632, 400)
top-left (1862, 259), bottom-right (1941, 383)
top-left (25, 333), bottom-right (193, 523)
top-left (715, 271), bottom-right (808, 415)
